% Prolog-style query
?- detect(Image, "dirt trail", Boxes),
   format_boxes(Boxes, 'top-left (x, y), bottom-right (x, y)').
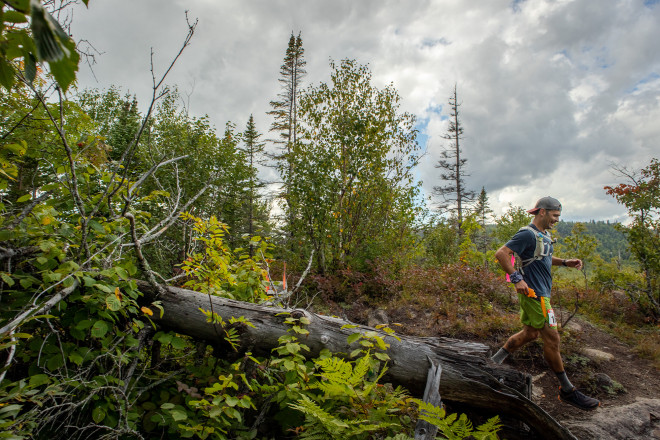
top-left (518, 316), bottom-right (660, 439)
top-left (343, 303), bottom-right (660, 439)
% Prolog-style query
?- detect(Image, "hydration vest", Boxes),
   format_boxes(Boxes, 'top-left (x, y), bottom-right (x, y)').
top-left (515, 226), bottom-right (554, 274)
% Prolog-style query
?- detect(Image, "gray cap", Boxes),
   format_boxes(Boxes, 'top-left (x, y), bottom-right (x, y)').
top-left (527, 196), bottom-right (562, 214)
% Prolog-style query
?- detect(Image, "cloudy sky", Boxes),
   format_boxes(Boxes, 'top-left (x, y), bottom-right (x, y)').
top-left (69, 0), bottom-right (660, 222)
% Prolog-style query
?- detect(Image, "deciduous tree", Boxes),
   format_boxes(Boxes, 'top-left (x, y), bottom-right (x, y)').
top-left (292, 59), bottom-right (421, 272)
top-left (605, 158), bottom-right (660, 321)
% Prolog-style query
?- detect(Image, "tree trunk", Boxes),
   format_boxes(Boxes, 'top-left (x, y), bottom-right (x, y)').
top-left (138, 282), bottom-right (577, 440)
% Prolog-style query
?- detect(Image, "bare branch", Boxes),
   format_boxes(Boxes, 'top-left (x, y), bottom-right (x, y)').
top-left (0, 279), bottom-right (80, 336)
top-left (128, 154), bottom-right (189, 197)
top-left (5, 191), bottom-right (52, 229)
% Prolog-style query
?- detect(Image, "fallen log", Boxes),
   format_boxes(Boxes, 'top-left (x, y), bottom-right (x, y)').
top-left (138, 282), bottom-right (578, 440)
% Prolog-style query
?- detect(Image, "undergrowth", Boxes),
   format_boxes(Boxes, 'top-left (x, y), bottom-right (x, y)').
top-left (311, 261), bottom-right (520, 341)
top-left (553, 287), bottom-right (660, 369)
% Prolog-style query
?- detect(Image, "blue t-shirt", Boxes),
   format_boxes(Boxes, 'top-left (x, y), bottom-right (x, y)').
top-left (505, 224), bottom-right (554, 298)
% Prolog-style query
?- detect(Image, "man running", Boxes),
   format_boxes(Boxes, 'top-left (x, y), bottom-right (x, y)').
top-left (491, 196), bottom-right (600, 411)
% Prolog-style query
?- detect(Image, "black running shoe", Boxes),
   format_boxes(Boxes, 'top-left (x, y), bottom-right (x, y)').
top-left (558, 387), bottom-right (600, 411)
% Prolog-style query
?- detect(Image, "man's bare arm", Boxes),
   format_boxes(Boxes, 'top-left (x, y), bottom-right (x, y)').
top-left (495, 245), bottom-right (532, 296)
top-left (552, 256), bottom-right (583, 270)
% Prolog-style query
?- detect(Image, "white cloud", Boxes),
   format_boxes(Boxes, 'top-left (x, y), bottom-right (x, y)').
top-left (70, 0), bottom-right (660, 222)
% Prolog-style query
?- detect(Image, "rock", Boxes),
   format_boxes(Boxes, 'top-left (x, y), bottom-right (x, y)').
top-left (594, 373), bottom-right (614, 388)
top-left (563, 320), bottom-right (582, 332)
top-left (563, 398), bottom-right (660, 440)
top-left (532, 372), bottom-right (547, 383)
top-left (532, 385), bottom-right (545, 400)
top-left (581, 348), bottom-right (614, 362)
top-left (367, 308), bottom-right (389, 327)
top-left (531, 373), bottom-right (546, 401)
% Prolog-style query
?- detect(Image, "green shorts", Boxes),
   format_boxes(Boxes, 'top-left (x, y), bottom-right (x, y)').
top-left (518, 294), bottom-right (557, 329)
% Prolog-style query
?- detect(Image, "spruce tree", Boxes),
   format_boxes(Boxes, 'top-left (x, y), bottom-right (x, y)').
top-left (473, 187), bottom-right (494, 264)
top-left (433, 85), bottom-right (475, 232)
top-left (241, 115), bottom-right (267, 254)
top-left (268, 32), bottom-right (306, 243)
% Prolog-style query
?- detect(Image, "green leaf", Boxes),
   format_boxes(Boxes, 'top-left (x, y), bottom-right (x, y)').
top-left (346, 332), bottom-right (361, 345)
top-left (1, 273), bottom-right (14, 286)
top-left (3, 10), bottom-right (28, 23)
top-left (24, 52), bottom-right (37, 83)
top-left (74, 319), bottom-right (93, 330)
top-left (83, 276), bottom-right (96, 287)
top-left (160, 403), bottom-right (175, 410)
top-left (0, 404), bottom-right (22, 418)
top-left (88, 219), bottom-right (105, 233)
top-left (374, 352), bottom-right (390, 361)
top-left (0, 58), bottom-right (16, 90)
top-left (46, 354), bottom-right (64, 371)
top-left (155, 332), bottom-right (173, 345)
top-left (16, 193), bottom-right (32, 203)
top-left (69, 352), bottom-right (84, 366)
top-left (92, 406), bottom-right (106, 424)
top-left (95, 283), bottom-right (113, 293)
top-left (170, 336), bottom-right (186, 350)
top-left (170, 409), bottom-right (188, 421)
top-left (105, 294), bottom-right (121, 311)
top-left (29, 374), bottom-right (51, 387)
top-left (48, 42), bottom-right (79, 91)
top-left (285, 342), bottom-right (300, 354)
top-left (91, 320), bottom-right (109, 338)
top-left (115, 266), bottom-right (128, 281)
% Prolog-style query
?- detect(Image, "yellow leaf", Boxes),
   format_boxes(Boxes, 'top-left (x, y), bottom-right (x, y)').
top-left (141, 307), bottom-right (153, 316)
top-left (42, 216), bottom-right (52, 225)
top-left (114, 287), bottom-right (123, 301)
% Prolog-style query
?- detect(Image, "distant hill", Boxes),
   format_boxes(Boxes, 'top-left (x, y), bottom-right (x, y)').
top-left (553, 220), bottom-right (631, 262)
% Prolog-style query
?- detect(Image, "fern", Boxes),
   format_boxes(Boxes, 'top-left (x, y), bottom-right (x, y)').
top-left (472, 416), bottom-right (503, 440)
top-left (290, 395), bottom-right (350, 434)
top-left (349, 354), bottom-right (371, 386)
top-left (290, 395), bottom-right (397, 438)
top-left (414, 399), bottom-right (501, 440)
top-left (316, 357), bottom-right (353, 386)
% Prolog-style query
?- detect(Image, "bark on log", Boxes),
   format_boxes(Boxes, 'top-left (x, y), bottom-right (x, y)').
top-left (138, 282), bottom-right (578, 440)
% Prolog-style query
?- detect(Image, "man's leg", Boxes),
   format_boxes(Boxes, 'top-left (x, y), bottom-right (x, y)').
top-left (538, 324), bottom-right (573, 389)
top-left (539, 318), bottom-right (600, 410)
top-left (492, 293), bottom-right (544, 364)
top-left (491, 324), bottom-right (539, 364)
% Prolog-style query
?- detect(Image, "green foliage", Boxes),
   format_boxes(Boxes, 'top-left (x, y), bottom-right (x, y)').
top-left (276, 324), bottom-right (413, 439)
top-left (553, 220), bottom-right (630, 263)
top-left (560, 222), bottom-right (599, 290)
top-left (415, 399), bottom-right (501, 440)
top-left (422, 218), bottom-right (461, 265)
top-left (0, 0), bottom-right (83, 91)
top-left (290, 58), bottom-right (422, 272)
top-left (605, 158), bottom-right (660, 321)
top-left (493, 204), bottom-right (530, 245)
top-left (178, 212), bottom-right (273, 302)
top-left (457, 214), bottom-right (487, 267)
